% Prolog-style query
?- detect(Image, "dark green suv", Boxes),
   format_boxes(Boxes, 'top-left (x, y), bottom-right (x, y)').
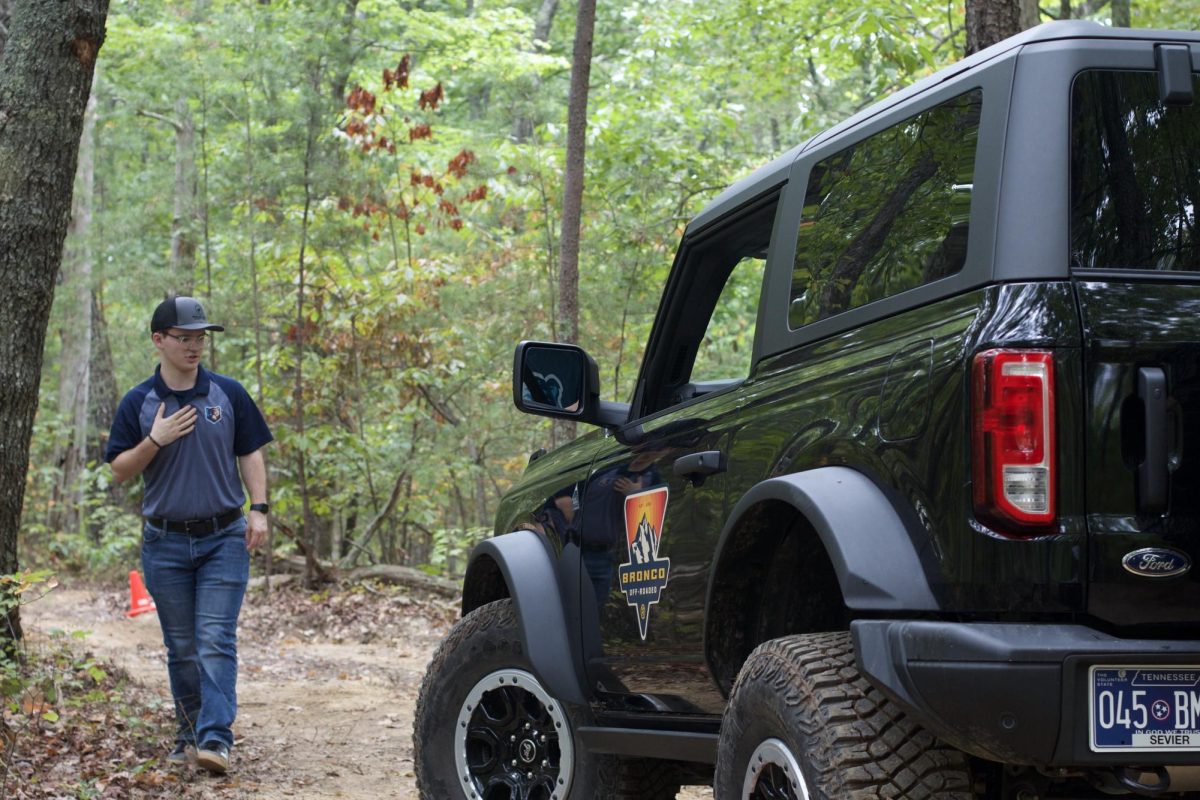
top-left (415, 21), bottom-right (1200, 800)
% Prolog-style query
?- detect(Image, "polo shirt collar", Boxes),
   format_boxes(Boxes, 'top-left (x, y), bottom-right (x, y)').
top-left (153, 364), bottom-right (211, 403)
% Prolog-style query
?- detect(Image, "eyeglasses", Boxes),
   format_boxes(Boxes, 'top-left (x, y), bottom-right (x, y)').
top-left (161, 332), bottom-right (209, 348)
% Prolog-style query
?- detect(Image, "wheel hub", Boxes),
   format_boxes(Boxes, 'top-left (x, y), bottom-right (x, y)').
top-left (455, 668), bottom-right (573, 800)
top-left (743, 738), bottom-right (810, 800)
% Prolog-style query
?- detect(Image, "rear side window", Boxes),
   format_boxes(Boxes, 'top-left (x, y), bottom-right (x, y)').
top-left (1072, 70), bottom-right (1200, 271)
top-left (789, 90), bottom-right (982, 329)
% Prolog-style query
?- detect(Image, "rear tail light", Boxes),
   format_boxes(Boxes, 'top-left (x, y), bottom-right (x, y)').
top-left (971, 349), bottom-right (1056, 533)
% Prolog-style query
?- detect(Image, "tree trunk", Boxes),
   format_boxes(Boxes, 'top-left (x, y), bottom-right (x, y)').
top-left (89, 293), bottom-right (125, 513)
top-left (138, 102), bottom-right (198, 295)
top-left (52, 85), bottom-right (98, 539)
top-left (296, 77), bottom-right (319, 587)
top-left (1111, 0), bottom-right (1130, 27)
top-left (242, 81), bottom-right (271, 585)
top-left (512, 0), bottom-right (560, 142)
top-left (1019, 0), bottom-right (1042, 30)
top-left (0, 0), bottom-right (109, 650)
top-left (170, 97), bottom-right (197, 293)
top-left (965, 0), bottom-right (1024, 56)
top-left (553, 0), bottom-right (596, 446)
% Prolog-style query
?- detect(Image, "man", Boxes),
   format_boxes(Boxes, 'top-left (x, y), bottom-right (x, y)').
top-left (105, 296), bottom-right (272, 775)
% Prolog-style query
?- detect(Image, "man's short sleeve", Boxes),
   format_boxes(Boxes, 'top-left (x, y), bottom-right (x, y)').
top-left (105, 387), bottom-right (148, 463)
top-left (227, 380), bottom-right (273, 456)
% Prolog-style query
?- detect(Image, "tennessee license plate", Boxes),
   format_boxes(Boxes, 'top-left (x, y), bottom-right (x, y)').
top-left (1091, 666), bottom-right (1200, 752)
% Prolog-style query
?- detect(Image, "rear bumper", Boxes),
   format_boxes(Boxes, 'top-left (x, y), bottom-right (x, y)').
top-left (852, 620), bottom-right (1200, 766)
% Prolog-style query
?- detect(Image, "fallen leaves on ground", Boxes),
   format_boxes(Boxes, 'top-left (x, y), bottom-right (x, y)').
top-left (3, 578), bottom-right (458, 798)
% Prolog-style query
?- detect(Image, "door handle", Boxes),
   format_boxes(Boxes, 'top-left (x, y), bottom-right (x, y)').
top-left (673, 451), bottom-right (726, 486)
top-left (1138, 367), bottom-right (1168, 514)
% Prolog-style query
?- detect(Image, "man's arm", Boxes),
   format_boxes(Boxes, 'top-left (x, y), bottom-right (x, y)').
top-left (110, 402), bottom-right (197, 483)
top-left (238, 447), bottom-right (268, 551)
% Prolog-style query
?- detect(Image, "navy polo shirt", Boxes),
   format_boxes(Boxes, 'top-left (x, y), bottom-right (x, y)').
top-left (106, 365), bottom-right (273, 520)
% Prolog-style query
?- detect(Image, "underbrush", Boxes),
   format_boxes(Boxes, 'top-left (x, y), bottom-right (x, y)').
top-left (0, 572), bottom-right (213, 799)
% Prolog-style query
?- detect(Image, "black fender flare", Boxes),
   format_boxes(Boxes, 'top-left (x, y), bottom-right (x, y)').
top-left (706, 466), bottom-right (939, 613)
top-left (461, 529), bottom-right (588, 706)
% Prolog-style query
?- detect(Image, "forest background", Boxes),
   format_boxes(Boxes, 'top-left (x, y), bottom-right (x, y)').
top-left (15, 0), bottom-right (1195, 585)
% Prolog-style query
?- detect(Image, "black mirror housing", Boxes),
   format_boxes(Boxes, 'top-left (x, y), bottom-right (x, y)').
top-left (512, 341), bottom-right (630, 429)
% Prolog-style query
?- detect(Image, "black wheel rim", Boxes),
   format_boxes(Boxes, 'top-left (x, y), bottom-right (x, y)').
top-left (456, 669), bottom-right (572, 800)
top-left (743, 738), bottom-right (809, 800)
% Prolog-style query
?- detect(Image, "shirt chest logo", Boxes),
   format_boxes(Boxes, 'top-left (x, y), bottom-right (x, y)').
top-left (205, 406), bottom-right (223, 424)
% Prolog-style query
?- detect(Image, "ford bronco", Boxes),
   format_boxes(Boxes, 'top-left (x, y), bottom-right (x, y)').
top-left (415, 21), bottom-right (1200, 800)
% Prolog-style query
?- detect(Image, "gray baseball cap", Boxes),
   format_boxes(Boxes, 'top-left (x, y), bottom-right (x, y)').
top-left (150, 296), bottom-right (225, 333)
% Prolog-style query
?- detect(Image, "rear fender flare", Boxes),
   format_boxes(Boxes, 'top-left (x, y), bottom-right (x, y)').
top-left (707, 466), bottom-right (939, 614)
top-left (461, 530), bottom-right (588, 706)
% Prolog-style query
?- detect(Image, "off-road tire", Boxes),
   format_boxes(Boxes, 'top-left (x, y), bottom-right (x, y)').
top-left (715, 631), bottom-right (972, 799)
top-left (414, 598), bottom-right (680, 799)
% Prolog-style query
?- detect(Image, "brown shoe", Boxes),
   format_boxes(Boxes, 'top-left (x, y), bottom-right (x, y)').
top-left (196, 741), bottom-right (230, 774)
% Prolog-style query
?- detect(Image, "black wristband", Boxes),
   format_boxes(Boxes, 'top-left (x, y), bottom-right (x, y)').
top-left (147, 433), bottom-right (163, 449)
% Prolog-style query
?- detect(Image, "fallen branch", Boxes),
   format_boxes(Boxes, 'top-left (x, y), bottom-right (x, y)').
top-left (273, 519), bottom-right (334, 585)
top-left (343, 564), bottom-right (459, 598)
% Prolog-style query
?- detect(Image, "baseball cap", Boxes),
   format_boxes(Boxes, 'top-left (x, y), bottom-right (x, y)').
top-left (150, 296), bottom-right (225, 333)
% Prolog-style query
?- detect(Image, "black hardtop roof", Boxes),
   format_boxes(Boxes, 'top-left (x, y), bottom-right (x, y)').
top-left (688, 21), bottom-right (1200, 233)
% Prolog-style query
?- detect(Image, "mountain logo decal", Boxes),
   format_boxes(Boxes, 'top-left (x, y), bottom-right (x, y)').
top-left (618, 486), bottom-right (670, 641)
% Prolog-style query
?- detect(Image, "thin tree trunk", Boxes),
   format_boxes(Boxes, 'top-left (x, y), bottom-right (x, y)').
top-left (243, 81), bottom-right (271, 588)
top-left (89, 293), bottom-right (124, 514)
top-left (199, 85), bottom-right (215, 370)
top-left (553, 0), bottom-right (597, 445)
top-left (512, 0), bottom-right (560, 141)
top-left (0, 0), bottom-right (109, 651)
top-left (1111, 0), bottom-right (1130, 27)
top-left (53, 84), bottom-right (98, 539)
top-left (965, 0), bottom-right (1023, 56)
top-left (296, 78), bottom-right (319, 587)
top-left (469, 439), bottom-right (489, 528)
top-left (1019, 0), bottom-right (1041, 29)
top-left (137, 102), bottom-right (198, 295)
top-left (170, 97), bottom-right (196, 293)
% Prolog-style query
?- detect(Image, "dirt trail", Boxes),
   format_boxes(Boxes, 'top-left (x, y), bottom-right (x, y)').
top-left (24, 581), bottom-right (713, 799)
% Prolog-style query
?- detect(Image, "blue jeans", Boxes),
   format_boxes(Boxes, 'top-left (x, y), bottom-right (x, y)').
top-left (141, 515), bottom-right (249, 749)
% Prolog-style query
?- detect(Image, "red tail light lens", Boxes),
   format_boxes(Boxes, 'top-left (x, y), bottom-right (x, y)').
top-left (971, 349), bottom-right (1056, 533)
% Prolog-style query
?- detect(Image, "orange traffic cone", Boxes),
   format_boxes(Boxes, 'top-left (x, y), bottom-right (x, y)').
top-left (126, 570), bottom-right (156, 618)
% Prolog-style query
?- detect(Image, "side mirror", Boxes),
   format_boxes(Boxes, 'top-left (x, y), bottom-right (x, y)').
top-left (512, 342), bottom-right (631, 431)
top-left (513, 341), bottom-right (594, 419)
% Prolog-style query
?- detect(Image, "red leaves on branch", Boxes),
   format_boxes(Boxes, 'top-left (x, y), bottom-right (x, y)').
top-left (383, 55), bottom-right (411, 91)
top-left (449, 218), bottom-right (464, 231)
top-left (465, 185), bottom-right (488, 202)
top-left (438, 199), bottom-right (460, 216)
top-left (346, 85), bottom-right (376, 115)
top-left (447, 149), bottom-right (475, 178)
top-left (418, 82), bottom-right (444, 110)
top-left (408, 123), bottom-right (432, 142)
top-left (415, 223), bottom-right (426, 235)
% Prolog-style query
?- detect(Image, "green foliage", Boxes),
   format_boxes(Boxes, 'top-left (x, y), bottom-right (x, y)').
top-left (23, 0), bottom-right (1186, 578)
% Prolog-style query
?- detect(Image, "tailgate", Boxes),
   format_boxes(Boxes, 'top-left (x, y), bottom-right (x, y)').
top-left (1071, 64), bottom-right (1200, 628)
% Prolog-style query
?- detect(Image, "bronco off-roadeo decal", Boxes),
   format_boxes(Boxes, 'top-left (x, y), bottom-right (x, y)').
top-left (618, 486), bottom-right (670, 640)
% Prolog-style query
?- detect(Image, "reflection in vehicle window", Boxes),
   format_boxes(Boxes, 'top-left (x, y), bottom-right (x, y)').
top-left (1071, 70), bottom-right (1200, 271)
top-left (789, 90), bottom-right (982, 329)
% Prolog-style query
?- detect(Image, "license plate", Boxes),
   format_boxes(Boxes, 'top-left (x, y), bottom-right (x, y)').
top-left (1091, 666), bottom-right (1200, 752)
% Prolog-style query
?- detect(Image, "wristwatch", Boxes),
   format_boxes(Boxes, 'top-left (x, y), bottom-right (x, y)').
top-left (249, 503), bottom-right (270, 514)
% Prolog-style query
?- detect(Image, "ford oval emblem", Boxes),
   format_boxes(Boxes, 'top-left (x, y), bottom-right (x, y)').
top-left (1122, 547), bottom-right (1192, 579)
